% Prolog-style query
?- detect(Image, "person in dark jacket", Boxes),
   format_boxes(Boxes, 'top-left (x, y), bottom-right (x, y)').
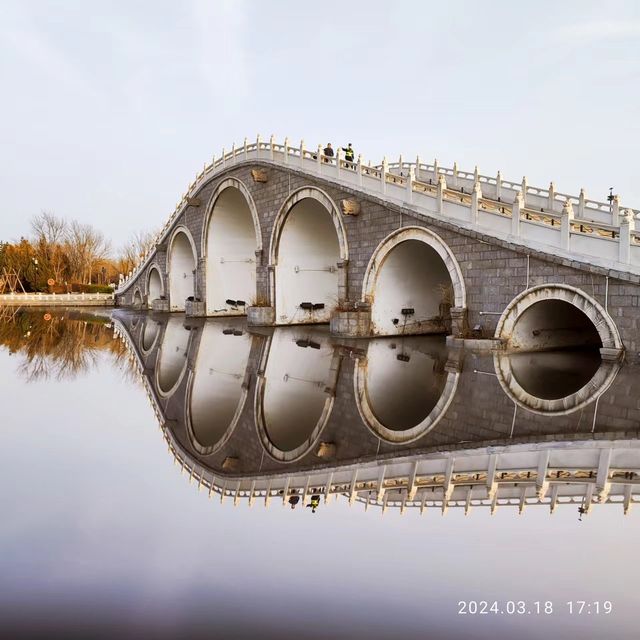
top-left (323, 142), bottom-right (334, 160)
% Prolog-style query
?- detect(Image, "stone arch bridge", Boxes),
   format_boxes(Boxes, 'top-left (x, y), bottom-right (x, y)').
top-left (116, 137), bottom-right (640, 357)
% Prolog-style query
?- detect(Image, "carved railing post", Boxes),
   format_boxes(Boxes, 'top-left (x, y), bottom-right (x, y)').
top-left (407, 166), bottom-right (415, 204)
top-left (433, 157), bottom-right (439, 183)
top-left (471, 180), bottom-right (482, 225)
top-left (381, 157), bottom-right (388, 194)
top-left (578, 188), bottom-right (585, 218)
top-left (473, 165), bottom-right (479, 184)
top-left (256, 133), bottom-right (261, 159)
top-left (512, 190), bottom-right (524, 237)
top-left (269, 134), bottom-right (275, 161)
top-left (619, 209), bottom-right (635, 263)
top-left (317, 144), bottom-right (322, 171)
top-left (521, 176), bottom-right (528, 206)
top-left (336, 147), bottom-right (342, 178)
top-left (437, 174), bottom-right (446, 214)
top-left (415, 155), bottom-right (421, 181)
top-left (548, 181), bottom-right (555, 210)
top-left (299, 139), bottom-right (305, 167)
top-left (561, 199), bottom-right (574, 249)
top-left (244, 137), bottom-right (248, 160)
top-left (357, 154), bottom-right (363, 187)
top-left (452, 161), bottom-right (458, 188)
top-left (496, 170), bottom-right (502, 200)
top-left (612, 194), bottom-right (620, 226)
top-left (283, 137), bottom-right (289, 164)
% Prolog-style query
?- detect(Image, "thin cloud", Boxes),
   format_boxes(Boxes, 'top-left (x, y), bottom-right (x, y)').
top-left (192, 0), bottom-right (250, 103)
top-left (555, 20), bottom-right (640, 43)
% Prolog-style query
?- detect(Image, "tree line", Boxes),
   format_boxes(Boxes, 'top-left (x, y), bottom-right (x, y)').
top-left (0, 212), bottom-right (155, 292)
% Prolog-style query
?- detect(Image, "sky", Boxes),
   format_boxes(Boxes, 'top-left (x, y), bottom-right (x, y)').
top-left (1, 1), bottom-right (639, 251)
top-left (0, 341), bottom-right (638, 639)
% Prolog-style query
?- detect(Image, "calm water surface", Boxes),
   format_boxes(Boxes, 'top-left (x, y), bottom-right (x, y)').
top-left (0, 308), bottom-right (638, 639)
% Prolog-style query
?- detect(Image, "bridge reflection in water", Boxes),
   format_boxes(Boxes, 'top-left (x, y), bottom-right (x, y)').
top-left (104, 308), bottom-right (640, 518)
top-left (4, 308), bottom-right (636, 517)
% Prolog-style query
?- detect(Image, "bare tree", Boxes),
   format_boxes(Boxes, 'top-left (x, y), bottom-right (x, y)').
top-left (30, 211), bottom-right (68, 285)
top-left (117, 229), bottom-right (158, 276)
top-left (65, 222), bottom-right (111, 284)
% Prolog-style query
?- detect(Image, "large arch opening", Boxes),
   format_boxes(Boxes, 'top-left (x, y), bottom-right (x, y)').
top-left (256, 327), bottom-right (336, 461)
top-left (272, 189), bottom-right (346, 325)
top-left (355, 336), bottom-right (458, 443)
top-left (147, 267), bottom-right (163, 308)
top-left (205, 183), bottom-right (260, 316)
top-left (363, 227), bottom-right (466, 337)
top-left (156, 316), bottom-right (191, 397)
top-left (168, 229), bottom-right (196, 312)
top-left (186, 321), bottom-right (253, 454)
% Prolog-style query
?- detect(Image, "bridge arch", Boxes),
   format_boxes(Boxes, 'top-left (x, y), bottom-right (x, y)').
top-left (166, 226), bottom-right (197, 312)
top-left (146, 265), bottom-right (164, 308)
top-left (269, 187), bottom-right (347, 325)
top-left (255, 328), bottom-right (336, 462)
top-left (363, 226), bottom-right (466, 337)
top-left (495, 284), bottom-right (622, 353)
top-left (354, 337), bottom-right (459, 444)
top-left (185, 322), bottom-right (252, 455)
top-left (202, 178), bottom-right (262, 316)
top-left (132, 288), bottom-right (143, 308)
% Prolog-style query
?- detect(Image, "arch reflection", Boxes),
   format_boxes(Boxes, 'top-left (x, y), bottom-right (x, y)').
top-left (186, 320), bottom-right (253, 454)
top-left (141, 317), bottom-right (161, 354)
top-left (156, 316), bottom-right (191, 397)
top-left (256, 327), bottom-right (337, 461)
top-left (355, 336), bottom-right (458, 443)
top-left (494, 351), bottom-right (620, 415)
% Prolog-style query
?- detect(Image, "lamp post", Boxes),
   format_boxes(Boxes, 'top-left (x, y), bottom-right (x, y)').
top-left (32, 258), bottom-right (39, 291)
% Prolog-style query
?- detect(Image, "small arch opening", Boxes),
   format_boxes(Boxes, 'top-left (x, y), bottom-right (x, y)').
top-left (205, 187), bottom-right (258, 315)
top-left (275, 198), bottom-right (341, 325)
top-left (168, 231), bottom-right (196, 312)
top-left (148, 268), bottom-right (162, 308)
top-left (509, 299), bottom-right (602, 352)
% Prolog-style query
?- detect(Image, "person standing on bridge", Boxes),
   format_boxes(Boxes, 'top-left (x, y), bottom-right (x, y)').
top-left (306, 494), bottom-right (321, 513)
top-left (323, 142), bottom-right (334, 162)
top-left (342, 143), bottom-right (355, 164)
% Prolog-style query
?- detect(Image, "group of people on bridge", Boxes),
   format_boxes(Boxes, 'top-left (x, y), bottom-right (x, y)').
top-left (287, 492), bottom-right (321, 513)
top-left (322, 142), bottom-right (354, 164)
